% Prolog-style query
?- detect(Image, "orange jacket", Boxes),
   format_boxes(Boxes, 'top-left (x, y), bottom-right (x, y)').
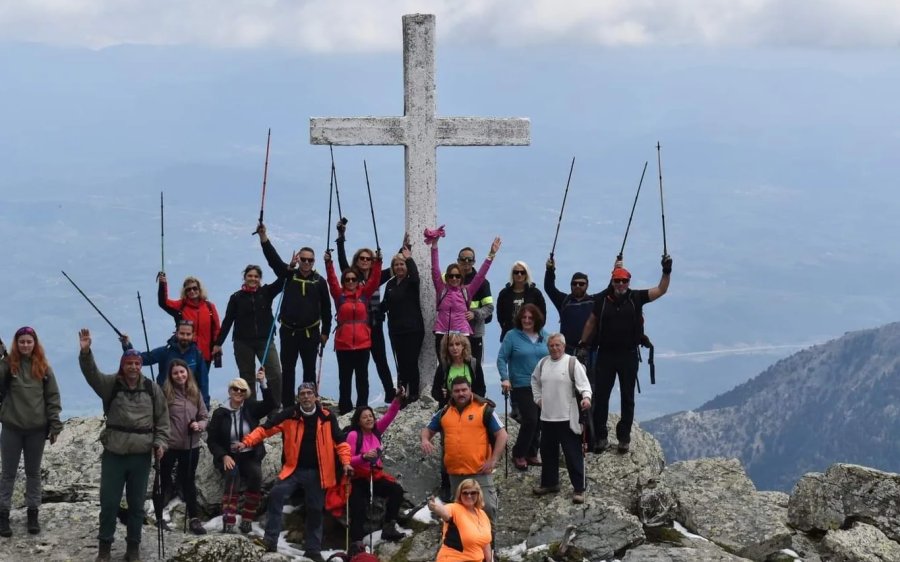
top-left (243, 404), bottom-right (350, 487)
top-left (440, 399), bottom-right (493, 475)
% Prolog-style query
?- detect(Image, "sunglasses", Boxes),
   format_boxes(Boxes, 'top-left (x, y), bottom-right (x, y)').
top-left (461, 490), bottom-right (479, 497)
top-left (512, 270), bottom-right (527, 276)
top-left (571, 281), bottom-right (587, 287)
top-left (298, 257), bottom-right (315, 264)
top-left (357, 256), bottom-right (373, 262)
top-left (185, 286), bottom-right (200, 292)
top-left (457, 256), bottom-right (475, 263)
top-left (612, 278), bottom-right (630, 284)
top-left (229, 387), bottom-right (247, 394)
top-left (343, 277), bottom-right (358, 283)
top-left (446, 273), bottom-right (462, 280)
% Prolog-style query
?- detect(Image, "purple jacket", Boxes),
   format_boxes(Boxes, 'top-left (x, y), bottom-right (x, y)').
top-left (431, 245), bottom-right (492, 334)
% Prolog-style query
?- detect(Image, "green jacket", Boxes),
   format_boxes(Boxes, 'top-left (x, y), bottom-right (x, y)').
top-left (79, 350), bottom-right (170, 455)
top-left (0, 357), bottom-right (63, 436)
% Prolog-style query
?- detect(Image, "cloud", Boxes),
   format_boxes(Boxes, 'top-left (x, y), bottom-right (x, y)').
top-left (2, 0), bottom-right (900, 51)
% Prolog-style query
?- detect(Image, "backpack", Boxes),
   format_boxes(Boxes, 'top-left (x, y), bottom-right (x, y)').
top-left (437, 285), bottom-right (469, 308)
top-left (595, 289), bottom-right (646, 347)
top-left (103, 377), bottom-right (157, 434)
top-left (537, 355), bottom-right (581, 400)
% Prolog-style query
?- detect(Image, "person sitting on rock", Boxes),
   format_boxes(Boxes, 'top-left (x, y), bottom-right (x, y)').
top-left (78, 328), bottom-right (170, 562)
top-left (345, 388), bottom-right (408, 544)
top-left (206, 369), bottom-right (274, 534)
top-left (234, 381), bottom-right (351, 562)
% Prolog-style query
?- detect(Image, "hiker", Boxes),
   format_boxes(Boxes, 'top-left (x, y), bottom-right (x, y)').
top-left (159, 359), bottom-right (208, 534)
top-left (421, 376), bottom-right (507, 522)
top-left (431, 333), bottom-right (487, 405)
top-left (212, 264), bottom-right (284, 403)
top-left (429, 227), bottom-right (501, 355)
top-left (324, 247), bottom-right (383, 415)
top-left (345, 387), bottom-right (408, 544)
top-left (429, 479), bottom-right (493, 562)
top-left (207, 368), bottom-right (273, 534)
top-left (381, 242), bottom-right (425, 401)
top-left (497, 261), bottom-right (546, 342)
top-left (120, 319), bottom-right (210, 408)
top-left (579, 256), bottom-right (672, 453)
top-left (544, 258), bottom-right (596, 357)
top-left (258, 224), bottom-right (332, 407)
top-left (456, 246), bottom-right (495, 368)
top-left (235, 381), bottom-right (351, 562)
top-left (497, 304), bottom-right (549, 471)
top-left (78, 328), bottom-right (170, 562)
top-left (337, 221), bottom-right (396, 402)
top-left (0, 327), bottom-right (63, 537)
top-left (530, 333), bottom-right (591, 504)
top-left (157, 273), bottom-right (220, 370)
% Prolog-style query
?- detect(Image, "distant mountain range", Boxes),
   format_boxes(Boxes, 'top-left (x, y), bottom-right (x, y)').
top-left (643, 321), bottom-right (900, 491)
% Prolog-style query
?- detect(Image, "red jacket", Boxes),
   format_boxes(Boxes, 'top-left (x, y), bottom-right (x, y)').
top-left (326, 259), bottom-right (382, 351)
top-left (158, 281), bottom-right (221, 362)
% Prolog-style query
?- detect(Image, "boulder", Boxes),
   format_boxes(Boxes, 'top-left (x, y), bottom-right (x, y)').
top-left (819, 521), bottom-right (900, 562)
top-left (621, 540), bottom-right (752, 561)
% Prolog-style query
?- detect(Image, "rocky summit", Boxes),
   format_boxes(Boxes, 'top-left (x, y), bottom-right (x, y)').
top-left (0, 395), bottom-right (898, 560)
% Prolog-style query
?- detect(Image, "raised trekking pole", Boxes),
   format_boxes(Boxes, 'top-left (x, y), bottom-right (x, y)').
top-left (330, 145), bottom-right (348, 227)
top-left (160, 191), bottom-right (165, 274)
top-left (136, 291), bottom-right (155, 380)
top-left (657, 142), bottom-right (668, 258)
top-left (258, 278), bottom-right (289, 393)
top-left (326, 157), bottom-right (335, 253)
top-left (252, 128), bottom-right (272, 235)
top-left (503, 390), bottom-right (509, 479)
top-left (344, 476), bottom-right (351, 554)
top-left (363, 160), bottom-right (381, 252)
top-left (618, 161), bottom-right (649, 261)
top-left (549, 157), bottom-right (576, 260)
top-left (61, 271), bottom-right (124, 338)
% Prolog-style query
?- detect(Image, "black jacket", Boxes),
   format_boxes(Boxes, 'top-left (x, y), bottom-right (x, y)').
top-left (430, 357), bottom-right (487, 404)
top-left (215, 282), bottom-right (283, 345)
top-left (207, 386), bottom-right (276, 468)
top-left (381, 257), bottom-right (425, 335)
top-left (497, 283), bottom-right (547, 341)
top-left (261, 239), bottom-right (332, 336)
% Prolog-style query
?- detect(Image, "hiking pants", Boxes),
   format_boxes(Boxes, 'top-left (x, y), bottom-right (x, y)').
top-left (160, 447), bottom-right (201, 518)
top-left (511, 386), bottom-right (540, 460)
top-left (539, 421), bottom-right (585, 493)
top-left (219, 452), bottom-right (263, 523)
top-left (390, 331), bottom-right (424, 398)
top-left (264, 468), bottom-right (324, 552)
top-left (370, 320), bottom-right (394, 395)
top-left (349, 476), bottom-right (404, 541)
top-left (233, 338), bottom-right (282, 404)
top-left (279, 324), bottom-right (321, 407)
top-left (592, 349), bottom-right (639, 443)
top-left (98, 450), bottom-right (151, 544)
top-left (336, 349), bottom-right (370, 415)
top-left (0, 426), bottom-right (46, 509)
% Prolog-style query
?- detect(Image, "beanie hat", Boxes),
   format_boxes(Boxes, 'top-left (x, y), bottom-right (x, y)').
top-left (611, 267), bottom-right (631, 280)
top-left (120, 349), bottom-right (143, 366)
top-left (570, 272), bottom-right (588, 283)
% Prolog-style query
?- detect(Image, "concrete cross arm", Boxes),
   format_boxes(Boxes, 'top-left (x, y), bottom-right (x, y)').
top-left (310, 117), bottom-right (408, 145)
top-left (436, 117), bottom-right (531, 146)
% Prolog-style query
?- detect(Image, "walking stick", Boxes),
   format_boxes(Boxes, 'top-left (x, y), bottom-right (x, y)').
top-left (363, 160), bottom-right (381, 252)
top-left (503, 391), bottom-right (509, 479)
top-left (344, 476), bottom-right (351, 553)
top-left (368, 457), bottom-right (376, 554)
top-left (549, 156), bottom-right (576, 259)
top-left (61, 271), bottom-right (124, 338)
top-left (326, 158), bottom-right (335, 253)
top-left (152, 458), bottom-right (166, 559)
top-left (657, 142), bottom-right (668, 257)
top-left (330, 145), bottom-right (347, 226)
top-left (315, 343), bottom-right (324, 391)
top-left (259, 277), bottom-right (289, 394)
top-left (618, 161), bottom-right (649, 261)
top-left (252, 129), bottom-right (272, 235)
top-left (136, 291), bottom-right (155, 380)
top-left (160, 192), bottom-right (165, 274)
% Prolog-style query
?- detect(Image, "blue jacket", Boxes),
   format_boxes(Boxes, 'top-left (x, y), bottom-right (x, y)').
top-left (497, 328), bottom-right (549, 388)
top-left (124, 336), bottom-right (210, 408)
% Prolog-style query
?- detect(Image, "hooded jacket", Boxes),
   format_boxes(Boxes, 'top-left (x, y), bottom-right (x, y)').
top-left (165, 386), bottom-right (208, 450)
top-left (0, 356), bottom-right (63, 436)
top-left (431, 245), bottom-right (492, 335)
top-left (207, 386), bottom-right (275, 469)
top-left (326, 258), bottom-right (383, 351)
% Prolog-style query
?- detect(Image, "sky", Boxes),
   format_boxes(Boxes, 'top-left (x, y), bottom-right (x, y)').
top-left (2, 1), bottom-right (900, 419)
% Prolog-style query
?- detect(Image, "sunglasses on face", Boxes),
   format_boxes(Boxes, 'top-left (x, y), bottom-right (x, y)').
top-left (612, 279), bottom-right (630, 284)
top-left (457, 256), bottom-right (475, 263)
top-left (298, 257), bottom-right (315, 264)
top-left (512, 270), bottom-right (527, 276)
top-left (343, 277), bottom-right (358, 283)
top-left (185, 286), bottom-right (200, 292)
top-left (571, 281), bottom-right (587, 287)
top-left (357, 256), bottom-right (373, 262)
top-left (229, 387), bottom-right (247, 394)
top-left (461, 490), bottom-right (479, 497)
top-left (446, 273), bottom-right (462, 280)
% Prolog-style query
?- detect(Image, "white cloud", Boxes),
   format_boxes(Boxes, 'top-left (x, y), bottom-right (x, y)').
top-left (2, 0), bottom-right (900, 51)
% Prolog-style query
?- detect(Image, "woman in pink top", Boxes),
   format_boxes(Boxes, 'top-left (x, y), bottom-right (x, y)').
top-left (430, 231), bottom-right (501, 354)
top-left (345, 387), bottom-right (408, 544)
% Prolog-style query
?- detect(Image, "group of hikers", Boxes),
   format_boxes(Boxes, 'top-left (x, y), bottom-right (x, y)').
top-left (0, 218), bottom-right (672, 562)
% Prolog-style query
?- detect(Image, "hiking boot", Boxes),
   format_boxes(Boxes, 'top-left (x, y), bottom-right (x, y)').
top-left (304, 551), bottom-right (325, 562)
top-left (617, 441), bottom-right (630, 453)
top-left (189, 518), bottom-right (207, 535)
top-left (572, 493), bottom-right (585, 504)
top-left (532, 484), bottom-right (560, 496)
top-left (0, 510), bottom-right (11, 538)
top-left (222, 512), bottom-right (236, 533)
top-left (239, 520), bottom-right (252, 534)
top-left (381, 520), bottom-right (404, 541)
top-left (525, 455), bottom-right (543, 466)
top-left (513, 457), bottom-right (528, 471)
top-left (262, 537), bottom-right (278, 553)
top-left (593, 439), bottom-right (609, 454)
top-left (95, 541), bottom-right (112, 562)
top-left (26, 508), bottom-right (39, 534)
top-left (124, 541), bottom-right (141, 561)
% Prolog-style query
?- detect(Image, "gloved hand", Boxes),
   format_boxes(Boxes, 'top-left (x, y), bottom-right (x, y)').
top-left (575, 345), bottom-right (589, 365)
top-left (546, 257), bottom-right (555, 270)
top-left (662, 255), bottom-right (673, 275)
top-left (640, 334), bottom-right (653, 348)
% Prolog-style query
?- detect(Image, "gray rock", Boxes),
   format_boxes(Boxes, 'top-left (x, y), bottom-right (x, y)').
top-left (622, 540), bottom-right (752, 561)
top-left (660, 458), bottom-right (792, 561)
top-left (788, 463), bottom-right (900, 542)
top-left (820, 521), bottom-right (900, 562)
top-left (170, 534), bottom-right (267, 561)
top-left (639, 479), bottom-right (679, 527)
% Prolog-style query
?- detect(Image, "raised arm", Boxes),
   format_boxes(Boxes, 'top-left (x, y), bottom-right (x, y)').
top-left (543, 258), bottom-right (566, 311)
top-left (259, 224), bottom-right (291, 278)
top-left (648, 255), bottom-right (672, 302)
top-left (430, 244), bottom-right (445, 292)
top-left (465, 237), bottom-right (501, 296)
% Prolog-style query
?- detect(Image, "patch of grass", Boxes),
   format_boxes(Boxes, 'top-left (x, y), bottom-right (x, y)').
top-left (644, 525), bottom-right (686, 545)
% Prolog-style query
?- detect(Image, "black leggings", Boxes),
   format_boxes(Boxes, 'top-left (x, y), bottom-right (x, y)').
top-left (279, 325), bottom-right (322, 407)
top-left (337, 349), bottom-right (371, 414)
top-left (390, 331), bottom-right (424, 397)
top-left (349, 475), bottom-right (404, 541)
top-left (511, 386), bottom-right (540, 459)
top-left (161, 447), bottom-right (201, 517)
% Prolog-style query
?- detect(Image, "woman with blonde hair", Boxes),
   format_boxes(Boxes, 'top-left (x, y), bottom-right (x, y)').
top-left (160, 359), bottom-right (208, 534)
top-left (496, 261), bottom-right (546, 342)
top-left (158, 273), bottom-right (221, 369)
top-left (429, 478), bottom-right (492, 562)
top-left (0, 327), bottom-right (63, 537)
top-left (431, 333), bottom-right (486, 405)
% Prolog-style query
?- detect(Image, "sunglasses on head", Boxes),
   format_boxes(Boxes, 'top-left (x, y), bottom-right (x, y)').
top-left (298, 257), bottom-right (315, 264)
top-left (512, 270), bottom-right (527, 276)
top-left (612, 278), bottom-right (630, 284)
top-left (446, 273), bottom-right (462, 280)
top-left (229, 386), bottom-right (247, 393)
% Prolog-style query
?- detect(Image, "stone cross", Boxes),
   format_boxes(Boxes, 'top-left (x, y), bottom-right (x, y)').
top-left (310, 13), bottom-right (531, 391)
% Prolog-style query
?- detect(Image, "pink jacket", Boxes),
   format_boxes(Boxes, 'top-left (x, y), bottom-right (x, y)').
top-left (346, 398), bottom-right (401, 470)
top-left (431, 245), bottom-right (492, 334)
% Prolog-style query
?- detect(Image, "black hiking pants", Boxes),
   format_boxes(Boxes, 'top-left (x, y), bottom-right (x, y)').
top-left (279, 324), bottom-right (321, 407)
top-left (592, 348), bottom-right (639, 444)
